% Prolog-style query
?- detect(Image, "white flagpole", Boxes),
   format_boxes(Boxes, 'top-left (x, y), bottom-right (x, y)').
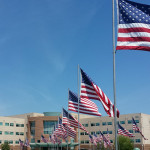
top-left (112, 0), bottom-right (118, 150)
top-left (78, 64), bottom-right (80, 150)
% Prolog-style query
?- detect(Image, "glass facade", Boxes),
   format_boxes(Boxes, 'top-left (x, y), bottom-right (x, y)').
top-left (30, 121), bottom-right (35, 136)
top-left (43, 121), bottom-right (57, 134)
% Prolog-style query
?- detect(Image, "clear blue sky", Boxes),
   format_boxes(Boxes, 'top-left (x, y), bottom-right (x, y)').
top-left (0, 0), bottom-right (149, 116)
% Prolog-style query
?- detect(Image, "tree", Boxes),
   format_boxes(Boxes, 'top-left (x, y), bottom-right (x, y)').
top-left (117, 135), bottom-right (134, 150)
top-left (1, 142), bottom-right (10, 150)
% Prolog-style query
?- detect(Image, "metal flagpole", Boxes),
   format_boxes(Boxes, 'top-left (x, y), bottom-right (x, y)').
top-left (112, 0), bottom-right (118, 150)
top-left (60, 116), bottom-right (63, 150)
top-left (67, 89), bottom-right (69, 150)
top-left (78, 64), bottom-right (80, 150)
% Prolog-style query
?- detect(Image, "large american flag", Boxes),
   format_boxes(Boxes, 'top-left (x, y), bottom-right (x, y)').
top-left (68, 90), bottom-right (101, 116)
top-left (62, 108), bottom-right (88, 133)
top-left (118, 122), bottom-right (134, 137)
top-left (132, 117), bottom-right (148, 140)
top-left (116, 0), bottom-right (150, 51)
top-left (80, 68), bottom-right (119, 117)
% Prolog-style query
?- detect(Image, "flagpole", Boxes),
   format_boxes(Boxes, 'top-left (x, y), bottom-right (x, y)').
top-left (67, 90), bottom-right (69, 150)
top-left (78, 64), bottom-right (80, 150)
top-left (112, 0), bottom-right (118, 150)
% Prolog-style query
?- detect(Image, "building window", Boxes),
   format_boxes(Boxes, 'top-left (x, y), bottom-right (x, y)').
top-left (136, 139), bottom-right (141, 143)
top-left (81, 141), bottom-right (84, 144)
top-left (16, 132), bottom-right (19, 135)
top-left (103, 131), bottom-right (107, 134)
top-left (5, 131), bottom-right (9, 135)
top-left (20, 132), bottom-right (24, 135)
top-left (16, 124), bottom-right (20, 127)
top-left (96, 123), bottom-right (100, 126)
top-left (91, 132), bottom-right (95, 135)
top-left (0, 140), bottom-right (2, 144)
top-left (85, 140), bottom-right (89, 144)
top-left (10, 132), bottom-right (14, 135)
top-left (80, 132), bottom-right (84, 135)
top-left (120, 121), bottom-right (125, 124)
top-left (135, 130), bottom-right (139, 133)
top-left (9, 141), bottom-right (13, 144)
top-left (129, 130), bottom-right (133, 133)
top-left (110, 140), bottom-right (113, 143)
top-left (102, 122), bottom-right (106, 126)
top-left (85, 132), bottom-right (88, 135)
top-left (130, 139), bottom-right (134, 143)
top-left (0, 131), bottom-right (2, 135)
top-left (91, 123), bottom-right (95, 126)
top-left (107, 122), bottom-right (112, 125)
top-left (96, 131), bottom-right (100, 134)
top-left (4, 140), bottom-right (8, 143)
top-left (15, 141), bottom-right (19, 144)
top-left (84, 124), bottom-right (88, 127)
top-left (31, 138), bottom-right (35, 143)
top-left (5, 123), bottom-right (9, 126)
top-left (10, 123), bottom-right (14, 126)
top-left (0, 122), bottom-right (3, 126)
top-left (21, 124), bottom-right (24, 127)
top-left (128, 120), bottom-right (132, 124)
top-left (43, 121), bottom-right (57, 134)
top-left (135, 120), bottom-right (139, 123)
top-left (109, 131), bottom-right (112, 134)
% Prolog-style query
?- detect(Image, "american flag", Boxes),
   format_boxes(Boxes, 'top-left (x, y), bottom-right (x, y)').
top-left (68, 90), bottom-right (101, 116)
top-left (93, 133), bottom-right (99, 143)
top-left (62, 108), bottom-right (88, 133)
top-left (118, 122), bottom-right (134, 137)
top-left (132, 117), bottom-right (148, 140)
top-left (116, 0), bottom-right (150, 51)
top-left (89, 134), bottom-right (97, 145)
top-left (80, 68), bottom-right (120, 117)
top-left (19, 139), bottom-right (24, 147)
top-left (106, 129), bottom-right (111, 146)
top-left (41, 135), bottom-right (48, 143)
top-left (99, 131), bottom-right (110, 146)
top-left (24, 138), bottom-right (30, 147)
top-left (63, 124), bottom-right (76, 139)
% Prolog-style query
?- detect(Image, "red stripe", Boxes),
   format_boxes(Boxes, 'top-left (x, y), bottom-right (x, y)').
top-left (117, 37), bottom-right (150, 42)
top-left (116, 46), bottom-right (150, 51)
top-left (68, 105), bottom-right (98, 112)
top-left (118, 27), bottom-right (150, 33)
top-left (69, 101), bottom-right (97, 109)
top-left (80, 95), bottom-right (100, 100)
top-left (68, 108), bottom-right (101, 116)
top-left (81, 85), bottom-right (94, 91)
top-left (81, 90), bottom-right (98, 96)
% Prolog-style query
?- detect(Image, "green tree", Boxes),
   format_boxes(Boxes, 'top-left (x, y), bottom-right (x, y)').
top-left (117, 135), bottom-right (134, 150)
top-left (1, 142), bottom-right (10, 150)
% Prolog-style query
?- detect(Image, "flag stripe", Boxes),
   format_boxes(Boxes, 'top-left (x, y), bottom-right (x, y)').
top-left (117, 37), bottom-right (150, 42)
